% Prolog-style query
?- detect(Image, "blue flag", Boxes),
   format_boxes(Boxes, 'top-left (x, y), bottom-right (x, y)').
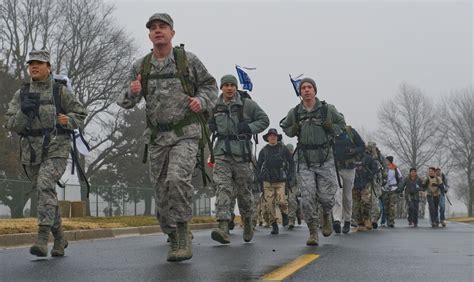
top-left (235, 65), bottom-right (255, 91)
top-left (289, 74), bottom-right (303, 96)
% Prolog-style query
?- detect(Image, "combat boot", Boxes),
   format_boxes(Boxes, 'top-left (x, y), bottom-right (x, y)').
top-left (288, 217), bottom-right (295, 230)
top-left (243, 217), bottom-right (254, 242)
top-left (364, 219), bottom-right (373, 230)
top-left (166, 231), bottom-right (178, 262)
top-left (282, 213), bottom-right (289, 227)
top-left (271, 222), bottom-right (279, 235)
top-left (51, 225), bottom-right (68, 257)
top-left (372, 222), bottom-right (378, 230)
top-left (342, 221), bottom-right (351, 234)
top-left (175, 222), bottom-right (192, 261)
top-left (30, 226), bottom-right (51, 257)
top-left (306, 222), bottom-right (319, 246)
top-left (321, 213), bottom-right (333, 237)
top-left (441, 220), bottom-right (446, 227)
top-left (333, 221), bottom-right (341, 234)
top-left (211, 220), bottom-right (230, 244)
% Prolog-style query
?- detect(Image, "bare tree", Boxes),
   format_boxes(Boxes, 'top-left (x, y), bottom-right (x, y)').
top-left (376, 83), bottom-right (441, 170)
top-left (440, 88), bottom-right (473, 215)
top-left (0, 0), bottom-right (58, 79)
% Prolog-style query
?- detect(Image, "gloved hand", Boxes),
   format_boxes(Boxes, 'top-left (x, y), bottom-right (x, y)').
top-left (208, 120), bottom-right (217, 132)
top-left (21, 95), bottom-right (40, 116)
top-left (237, 122), bottom-right (252, 134)
top-left (322, 120), bottom-right (333, 130)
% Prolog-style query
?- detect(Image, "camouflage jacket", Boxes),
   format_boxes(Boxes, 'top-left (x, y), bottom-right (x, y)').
top-left (212, 92), bottom-right (269, 160)
top-left (117, 49), bottom-right (218, 146)
top-left (280, 98), bottom-right (345, 164)
top-left (5, 75), bottom-right (87, 165)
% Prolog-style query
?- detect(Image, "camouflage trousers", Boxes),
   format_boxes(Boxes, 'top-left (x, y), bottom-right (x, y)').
top-left (252, 192), bottom-right (262, 226)
top-left (333, 168), bottom-right (355, 223)
top-left (381, 191), bottom-right (398, 225)
top-left (149, 139), bottom-right (198, 234)
top-left (352, 185), bottom-right (372, 224)
top-left (287, 184), bottom-right (300, 222)
top-left (297, 161), bottom-right (338, 225)
top-left (26, 158), bottom-right (67, 227)
top-left (418, 192), bottom-right (427, 218)
top-left (214, 156), bottom-right (254, 221)
top-left (370, 183), bottom-right (382, 223)
top-left (263, 182), bottom-right (288, 224)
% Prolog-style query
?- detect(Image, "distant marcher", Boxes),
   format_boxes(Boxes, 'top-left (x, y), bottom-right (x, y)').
top-left (399, 168), bottom-right (424, 227)
top-left (436, 168), bottom-right (449, 227)
top-left (257, 128), bottom-right (295, 235)
top-left (382, 156), bottom-right (402, 227)
top-left (333, 125), bottom-right (365, 234)
top-left (423, 167), bottom-right (444, 228)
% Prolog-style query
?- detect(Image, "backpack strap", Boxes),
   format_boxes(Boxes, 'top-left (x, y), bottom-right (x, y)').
top-left (139, 52), bottom-right (153, 99)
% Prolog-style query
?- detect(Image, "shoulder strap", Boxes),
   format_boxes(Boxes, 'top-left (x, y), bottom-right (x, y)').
top-left (139, 52), bottom-right (153, 99)
top-left (174, 44), bottom-right (195, 97)
top-left (20, 83), bottom-right (30, 102)
top-left (237, 92), bottom-right (248, 122)
top-left (53, 81), bottom-right (64, 114)
top-left (321, 100), bottom-right (328, 122)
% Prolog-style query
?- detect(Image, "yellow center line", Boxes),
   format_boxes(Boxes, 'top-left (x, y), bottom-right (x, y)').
top-left (260, 254), bottom-right (320, 281)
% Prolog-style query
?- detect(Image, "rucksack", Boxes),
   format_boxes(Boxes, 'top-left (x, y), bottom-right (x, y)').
top-left (19, 78), bottom-right (91, 195)
top-left (139, 44), bottom-right (213, 185)
top-left (210, 90), bottom-right (257, 162)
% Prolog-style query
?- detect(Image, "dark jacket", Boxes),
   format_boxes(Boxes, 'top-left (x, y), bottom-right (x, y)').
top-left (400, 176), bottom-right (424, 201)
top-left (353, 153), bottom-right (379, 190)
top-left (334, 126), bottom-right (365, 169)
top-left (257, 143), bottom-right (295, 183)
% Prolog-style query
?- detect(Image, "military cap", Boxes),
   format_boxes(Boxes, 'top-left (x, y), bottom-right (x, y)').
top-left (286, 143), bottom-right (295, 151)
top-left (146, 13), bottom-right (173, 29)
top-left (263, 128), bottom-right (282, 142)
top-left (299, 77), bottom-right (317, 94)
top-left (26, 50), bottom-right (50, 64)
top-left (220, 74), bottom-right (238, 89)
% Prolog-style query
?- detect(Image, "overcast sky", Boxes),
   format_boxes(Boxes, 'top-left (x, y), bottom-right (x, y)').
top-left (108, 0), bottom-right (472, 143)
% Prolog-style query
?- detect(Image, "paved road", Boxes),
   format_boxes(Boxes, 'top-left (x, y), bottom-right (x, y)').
top-left (0, 219), bottom-right (472, 281)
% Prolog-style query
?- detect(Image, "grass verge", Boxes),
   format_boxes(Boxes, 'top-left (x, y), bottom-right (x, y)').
top-left (0, 216), bottom-right (216, 235)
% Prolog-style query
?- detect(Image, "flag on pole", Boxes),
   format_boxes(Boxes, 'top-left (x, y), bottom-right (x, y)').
top-left (235, 65), bottom-right (256, 91)
top-left (289, 74), bottom-right (303, 96)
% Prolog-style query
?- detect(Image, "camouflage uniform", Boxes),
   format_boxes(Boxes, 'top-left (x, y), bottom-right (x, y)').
top-left (211, 91), bottom-right (269, 222)
top-left (6, 74), bottom-right (86, 228)
top-left (418, 191), bottom-right (427, 218)
top-left (280, 96), bottom-right (345, 235)
top-left (352, 153), bottom-right (378, 229)
top-left (117, 48), bottom-right (217, 234)
top-left (366, 144), bottom-right (386, 226)
top-left (381, 161), bottom-right (402, 227)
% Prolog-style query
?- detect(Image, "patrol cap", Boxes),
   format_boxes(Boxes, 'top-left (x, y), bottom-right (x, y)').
top-left (220, 74), bottom-right (238, 89)
top-left (146, 13), bottom-right (173, 29)
top-left (286, 143), bottom-right (295, 151)
top-left (299, 77), bottom-right (317, 94)
top-left (26, 50), bottom-right (50, 64)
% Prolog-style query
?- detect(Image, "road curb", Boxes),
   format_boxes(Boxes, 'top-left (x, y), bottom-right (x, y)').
top-left (0, 222), bottom-right (218, 248)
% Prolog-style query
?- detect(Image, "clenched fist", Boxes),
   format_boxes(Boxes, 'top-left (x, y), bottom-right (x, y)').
top-left (130, 74), bottom-right (142, 95)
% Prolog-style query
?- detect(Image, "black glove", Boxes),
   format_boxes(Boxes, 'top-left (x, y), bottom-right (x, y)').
top-left (208, 120), bottom-right (217, 132)
top-left (322, 120), bottom-right (333, 130)
top-left (237, 122), bottom-right (252, 134)
top-left (21, 95), bottom-right (40, 117)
